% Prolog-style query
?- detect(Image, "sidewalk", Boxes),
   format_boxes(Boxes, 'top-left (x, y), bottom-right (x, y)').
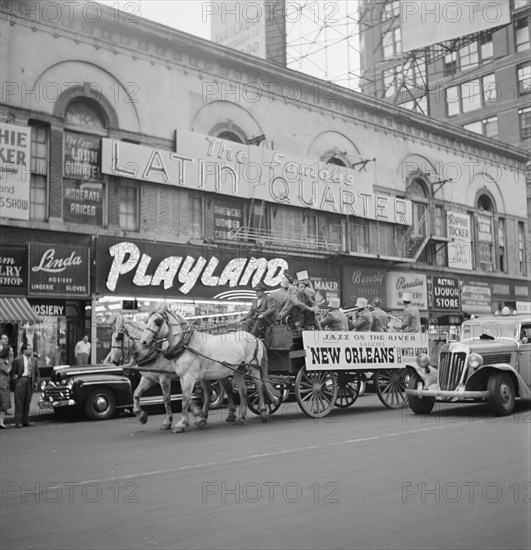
top-left (4, 390), bottom-right (55, 425)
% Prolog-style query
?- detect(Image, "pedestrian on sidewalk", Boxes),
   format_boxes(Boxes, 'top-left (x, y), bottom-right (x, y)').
top-left (0, 334), bottom-right (13, 429)
top-left (11, 344), bottom-right (40, 428)
top-left (75, 335), bottom-right (91, 365)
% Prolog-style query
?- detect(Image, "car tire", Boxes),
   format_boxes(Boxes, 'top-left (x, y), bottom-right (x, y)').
top-left (208, 380), bottom-right (226, 410)
top-left (487, 372), bottom-right (515, 416)
top-left (407, 372), bottom-right (435, 415)
top-left (84, 389), bottom-right (117, 420)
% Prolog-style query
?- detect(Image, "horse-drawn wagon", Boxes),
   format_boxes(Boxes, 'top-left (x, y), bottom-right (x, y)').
top-left (248, 322), bottom-right (428, 418)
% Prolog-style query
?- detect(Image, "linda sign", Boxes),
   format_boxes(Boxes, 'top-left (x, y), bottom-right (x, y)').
top-left (101, 130), bottom-right (411, 225)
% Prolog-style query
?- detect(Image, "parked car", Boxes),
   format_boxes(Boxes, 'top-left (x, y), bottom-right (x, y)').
top-left (38, 363), bottom-right (187, 421)
top-left (406, 311), bottom-right (531, 416)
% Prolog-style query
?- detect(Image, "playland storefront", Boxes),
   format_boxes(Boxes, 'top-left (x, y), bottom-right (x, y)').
top-left (93, 237), bottom-right (341, 362)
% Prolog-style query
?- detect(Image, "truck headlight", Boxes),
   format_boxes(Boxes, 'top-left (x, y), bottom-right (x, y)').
top-left (467, 353), bottom-right (483, 370)
top-left (416, 353), bottom-right (430, 369)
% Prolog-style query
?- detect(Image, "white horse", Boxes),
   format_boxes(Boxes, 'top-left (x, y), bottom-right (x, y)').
top-left (137, 305), bottom-right (279, 433)
top-left (105, 315), bottom-right (236, 430)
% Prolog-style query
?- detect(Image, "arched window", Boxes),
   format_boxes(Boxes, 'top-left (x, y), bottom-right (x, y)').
top-left (65, 100), bottom-right (107, 130)
top-left (407, 177), bottom-right (429, 237)
top-left (217, 131), bottom-right (244, 144)
top-left (477, 194), bottom-right (494, 211)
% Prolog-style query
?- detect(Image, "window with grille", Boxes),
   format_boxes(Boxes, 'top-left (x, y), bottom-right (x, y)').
top-left (119, 182), bottom-right (138, 231)
top-left (515, 18), bottom-right (530, 52)
top-left (29, 123), bottom-right (48, 221)
top-left (518, 222), bottom-right (527, 275)
top-left (519, 107), bottom-right (531, 140)
top-left (518, 63), bottom-right (531, 95)
top-left (497, 218), bottom-right (506, 272)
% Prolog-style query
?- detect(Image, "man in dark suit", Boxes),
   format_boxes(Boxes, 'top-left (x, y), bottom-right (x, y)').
top-left (241, 282), bottom-right (277, 337)
top-left (11, 343), bottom-right (40, 427)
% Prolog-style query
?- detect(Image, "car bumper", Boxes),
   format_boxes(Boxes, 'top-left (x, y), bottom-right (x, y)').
top-left (38, 398), bottom-right (77, 409)
top-left (406, 388), bottom-right (490, 399)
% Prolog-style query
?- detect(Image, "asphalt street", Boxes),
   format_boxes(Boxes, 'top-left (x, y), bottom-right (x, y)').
top-left (1, 394), bottom-right (530, 550)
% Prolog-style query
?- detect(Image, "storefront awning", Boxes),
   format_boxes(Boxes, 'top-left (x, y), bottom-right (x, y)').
top-left (0, 297), bottom-right (42, 324)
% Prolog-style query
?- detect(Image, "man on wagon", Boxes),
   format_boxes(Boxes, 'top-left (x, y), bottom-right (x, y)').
top-left (351, 297), bottom-right (373, 331)
top-left (320, 297), bottom-right (349, 331)
top-left (371, 298), bottom-right (389, 332)
top-left (401, 292), bottom-right (421, 333)
top-left (242, 282), bottom-right (277, 337)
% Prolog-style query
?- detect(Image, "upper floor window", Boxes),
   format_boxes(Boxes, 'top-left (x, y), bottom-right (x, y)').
top-left (119, 182), bottom-right (138, 231)
top-left (29, 123), bottom-right (49, 221)
top-left (518, 222), bottom-right (527, 275)
top-left (463, 116), bottom-right (498, 139)
top-left (458, 41), bottom-right (479, 71)
top-left (476, 194), bottom-right (495, 272)
top-left (515, 17), bottom-right (530, 52)
top-left (519, 106), bottom-right (531, 140)
top-left (383, 27), bottom-right (401, 58)
top-left (381, 0), bottom-right (400, 20)
top-left (65, 100), bottom-right (106, 130)
top-left (446, 74), bottom-right (498, 116)
top-left (497, 218), bottom-right (506, 272)
top-left (443, 35), bottom-right (493, 76)
top-left (518, 63), bottom-right (531, 95)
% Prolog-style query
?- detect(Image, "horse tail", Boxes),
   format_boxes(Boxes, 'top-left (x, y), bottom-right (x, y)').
top-left (257, 340), bottom-right (280, 404)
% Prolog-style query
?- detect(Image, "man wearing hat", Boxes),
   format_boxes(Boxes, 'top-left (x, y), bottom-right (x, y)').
top-left (268, 277), bottom-right (290, 313)
top-left (242, 282), bottom-right (277, 337)
top-left (320, 298), bottom-right (349, 331)
top-left (401, 292), bottom-right (421, 333)
top-left (371, 298), bottom-right (389, 332)
top-left (351, 297), bottom-right (373, 331)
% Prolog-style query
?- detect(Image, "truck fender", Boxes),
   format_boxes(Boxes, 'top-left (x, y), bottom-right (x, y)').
top-left (467, 364), bottom-right (531, 400)
top-left (406, 364), bottom-right (438, 389)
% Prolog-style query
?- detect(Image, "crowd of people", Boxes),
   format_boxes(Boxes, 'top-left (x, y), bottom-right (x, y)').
top-left (0, 333), bottom-right (41, 429)
top-left (241, 272), bottom-right (421, 338)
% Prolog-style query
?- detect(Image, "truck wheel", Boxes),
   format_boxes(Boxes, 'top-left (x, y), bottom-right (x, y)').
top-left (487, 372), bottom-right (515, 416)
top-left (407, 372), bottom-right (435, 415)
top-left (84, 389), bottom-right (117, 420)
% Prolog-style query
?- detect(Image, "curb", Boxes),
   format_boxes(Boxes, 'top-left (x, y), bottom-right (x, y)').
top-left (4, 391), bottom-right (56, 425)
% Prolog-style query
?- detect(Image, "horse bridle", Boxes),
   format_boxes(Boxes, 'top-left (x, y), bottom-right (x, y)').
top-left (110, 320), bottom-right (144, 365)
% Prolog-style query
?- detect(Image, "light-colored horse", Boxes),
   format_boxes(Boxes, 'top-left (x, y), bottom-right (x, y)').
top-left (137, 305), bottom-right (279, 433)
top-left (105, 315), bottom-right (235, 430)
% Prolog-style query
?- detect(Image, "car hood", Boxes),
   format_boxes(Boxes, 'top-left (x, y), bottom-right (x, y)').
top-left (51, 364), bottom-right (126, 382)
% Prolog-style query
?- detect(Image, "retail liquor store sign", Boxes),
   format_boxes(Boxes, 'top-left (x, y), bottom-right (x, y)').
top-left (28, 243), bottom-right (90, 297)
top-left (101, 131), bottom-right (412, 225)
top-left (96, 237), bottom-right (289, 299)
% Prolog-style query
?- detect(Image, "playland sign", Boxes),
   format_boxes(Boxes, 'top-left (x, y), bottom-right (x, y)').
top-left (101, 131), bottom-right (411, 225)
top-left (302, 331), bottom-right (428, 371)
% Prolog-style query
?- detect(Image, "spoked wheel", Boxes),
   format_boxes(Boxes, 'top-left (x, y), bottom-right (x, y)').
top-left (295, 367), bottom-right (338, 418)
top-left (246, 382), bottom-right (284, 416)
top-left (375, 368), bottom-right (408, 409)
top-left (335, 371), bottom-right (362, 408)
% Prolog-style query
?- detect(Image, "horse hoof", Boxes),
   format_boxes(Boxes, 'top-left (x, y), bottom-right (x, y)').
top-left (172, 425), bottom-right (187, 433)
top-left (225, 412), bottom-right (236, 423)
top-left (195, 418), bottom-right (207, 429)
top-left (233, 418), bottom-right (245, 425)
top-left (159, 423), bottom-right (171, 431)
top-left (137, 411), bottom-right (148, 424)
top-left (260, 411), bottom-right (269, 423)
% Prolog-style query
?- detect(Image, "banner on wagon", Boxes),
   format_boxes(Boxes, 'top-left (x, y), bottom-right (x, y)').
top-left (302, 331), bottom-right (429, 371)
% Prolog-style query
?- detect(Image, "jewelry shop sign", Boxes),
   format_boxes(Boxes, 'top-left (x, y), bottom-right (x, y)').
top-left (28, 243), bottom-right (90, 297)
top-left (302, 331), bottom-right (429, 371)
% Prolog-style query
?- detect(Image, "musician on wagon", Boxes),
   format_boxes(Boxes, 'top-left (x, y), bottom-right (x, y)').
top-left (401, 292), bottom-right (421, 333)
top-left (242, 282), bottom-right (277, 337)
top-left (370, 298), bottom-right (389, 332)
top-left (320, 297), bottom-right (349, 331)
top-left (351, 297), bottom-right (373, 331)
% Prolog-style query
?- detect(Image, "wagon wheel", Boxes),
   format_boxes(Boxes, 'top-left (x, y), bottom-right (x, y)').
top-left (335, 371), bottom-right (363, 408)
top-left (295, 367), bottom-right (338, 418)
top-left (246, 381), bottom-right (285, 416)
top-left (375, 368), bottom-right (408, 409)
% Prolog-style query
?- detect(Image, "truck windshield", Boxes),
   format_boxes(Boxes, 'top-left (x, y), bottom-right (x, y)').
top-left (461, 320), bottom-right (519, 342)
